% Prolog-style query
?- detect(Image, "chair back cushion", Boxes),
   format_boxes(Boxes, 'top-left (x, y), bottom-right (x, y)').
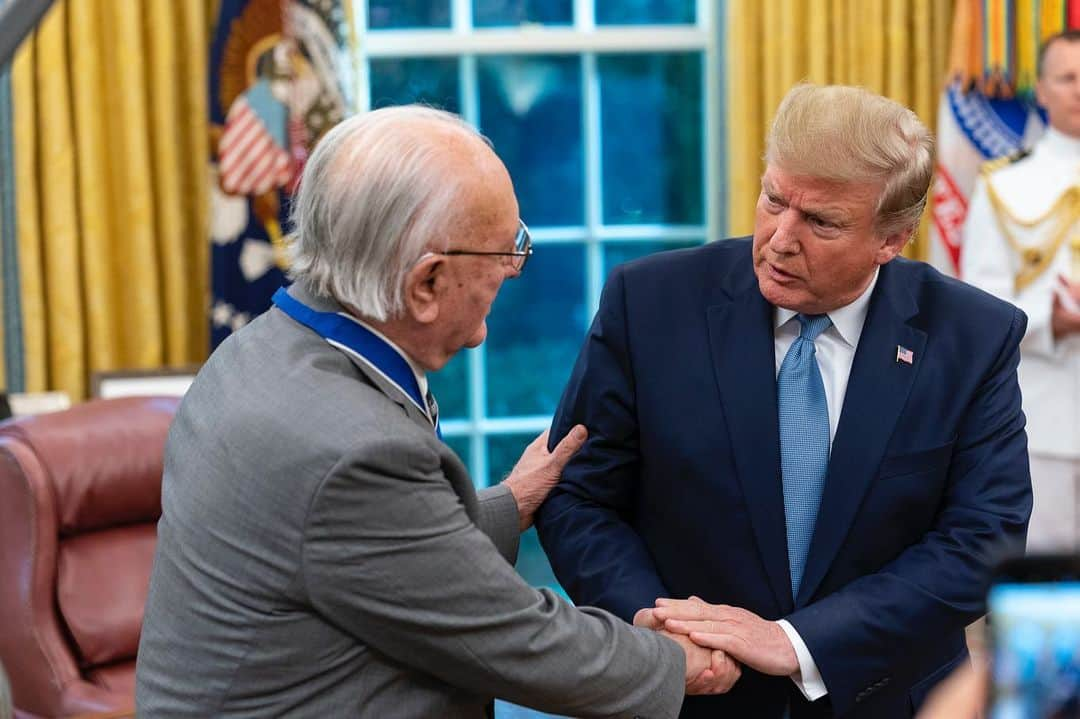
top-left (58, 524), bottom-right (159, 666)
top-left (0, 396), bottom-right (178, 716)
top-left (17, 398), bottom-right (176, 535)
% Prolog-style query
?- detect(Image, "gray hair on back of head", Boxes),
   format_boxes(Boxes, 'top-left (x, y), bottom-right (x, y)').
top-left (765, 83), bottom-right (935, 237)
top-left (287, 105), bottom-right (486, 321)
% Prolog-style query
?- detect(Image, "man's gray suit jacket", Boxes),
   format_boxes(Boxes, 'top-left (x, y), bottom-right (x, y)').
top-left (135, 282), bottom-right (685, 718)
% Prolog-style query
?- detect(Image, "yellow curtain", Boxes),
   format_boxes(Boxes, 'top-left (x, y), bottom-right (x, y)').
top-left (11, 0), bottom-right (209, 399)
top-left (726, 0), bottom-right (955, 260)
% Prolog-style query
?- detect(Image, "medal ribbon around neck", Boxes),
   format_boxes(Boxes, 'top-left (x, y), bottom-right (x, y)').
top-left (272, 288), bottom-right (441, 438)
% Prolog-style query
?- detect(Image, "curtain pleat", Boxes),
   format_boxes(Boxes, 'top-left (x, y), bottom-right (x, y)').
top-left (13, 26), bottom-right (47, 393)
top-left (727, 2), bottom-right (765, 238)
top-left (175, 0), bottom-right (211, 362)
top-left (69, 0), bottom-right (119, 374)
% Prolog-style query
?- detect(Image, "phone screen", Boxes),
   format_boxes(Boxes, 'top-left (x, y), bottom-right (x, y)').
top-left (988, 581), bottom-right (1080, 718)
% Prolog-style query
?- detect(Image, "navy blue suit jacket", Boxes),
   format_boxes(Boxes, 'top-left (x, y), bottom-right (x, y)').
top-left (536, 239), bottom-right (1032, 718)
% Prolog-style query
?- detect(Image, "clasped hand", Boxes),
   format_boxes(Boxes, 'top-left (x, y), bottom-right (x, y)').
top-left (634, 596), bottom-right (799, 696)
top-left (633, 602), bottom-right (741, 695)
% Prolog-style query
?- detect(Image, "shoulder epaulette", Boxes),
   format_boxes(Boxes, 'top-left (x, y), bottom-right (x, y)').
top-left (979, 148), bottom-right (1031, 177)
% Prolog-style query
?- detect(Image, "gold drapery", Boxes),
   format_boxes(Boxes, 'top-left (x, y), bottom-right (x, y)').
top-left (726, 0), bottom-right (955, 259)
top-left (11, 0), bottom-right (209, 399)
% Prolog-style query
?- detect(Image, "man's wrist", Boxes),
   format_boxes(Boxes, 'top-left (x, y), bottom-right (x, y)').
top-left (501, 477), bottom-right (535, 530)
top-left (772, 620), bottom-right (801, 675)
top-left (776, 619), bottom-right (828, 701)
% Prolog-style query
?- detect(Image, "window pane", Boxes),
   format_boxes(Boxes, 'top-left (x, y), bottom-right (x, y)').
top-left (369, 58), bottom-right (461, 112)
top-left (368, 0), bottom-right (451, 29)
top-left (599, 53), bottom-right (703, 225)
top-left (442, 435), bottom-right (472, 471)
top-left (603, 240), bottom-right (702, 277)
top-left (485, 244), bottom-right (587, 417)
top-left (516, 528), bottom-right (565, 591)
top-left (596, 0), bottom-right (694, 25)
top-left (429, 349), bottom-right (470, 420)
top-left (479, 56), bottom-right (584, 227)
top-left (486, 432), bottom-right (528, 486)
top-left (474, 0), bottom-right (573, 27)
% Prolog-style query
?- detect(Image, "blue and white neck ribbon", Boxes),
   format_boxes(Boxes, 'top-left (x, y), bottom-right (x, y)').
top-left (272, 288), bottom-right (441, 438)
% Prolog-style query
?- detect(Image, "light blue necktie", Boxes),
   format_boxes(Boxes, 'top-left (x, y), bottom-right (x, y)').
top-left (778, 313), bottom-right (832, 598)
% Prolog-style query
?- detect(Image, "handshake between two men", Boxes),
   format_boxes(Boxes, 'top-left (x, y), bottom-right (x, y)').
top-left (506, 425), bottom-right (793, 701)
top-left (633, 597), bottom-right (797, 696)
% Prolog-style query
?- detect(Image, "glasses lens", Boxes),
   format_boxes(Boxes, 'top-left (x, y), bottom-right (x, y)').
top-left (515, 221), bottom-right (530, 252)
top-left (514, 221), bottom-right (531, 271)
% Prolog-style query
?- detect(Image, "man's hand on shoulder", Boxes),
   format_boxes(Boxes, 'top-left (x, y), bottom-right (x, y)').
top-left (652, 597), bottom-right (799, 677)
top-left (634, 607), bottom-right (742, 695)
top-left (502, 425), bottom-right (587, 531)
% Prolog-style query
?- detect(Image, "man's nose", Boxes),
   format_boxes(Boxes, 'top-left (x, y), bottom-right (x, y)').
top-left (768, 211), bottom-right (801, 254)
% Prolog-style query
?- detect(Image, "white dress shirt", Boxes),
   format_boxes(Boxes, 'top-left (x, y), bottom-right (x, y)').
top-left (772, 269), bottom-right (879, 702)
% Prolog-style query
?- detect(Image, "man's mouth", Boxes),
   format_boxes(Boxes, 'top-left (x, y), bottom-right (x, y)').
top-left (765, 262), bottom-right (799, 283)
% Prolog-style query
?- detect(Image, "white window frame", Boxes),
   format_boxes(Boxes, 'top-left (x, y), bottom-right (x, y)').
top-left (352, 0), bottom-right (724, 486)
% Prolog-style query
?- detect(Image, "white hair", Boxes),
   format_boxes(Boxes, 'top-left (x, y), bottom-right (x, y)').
top-left (287, 105), bottom-right (487, 321)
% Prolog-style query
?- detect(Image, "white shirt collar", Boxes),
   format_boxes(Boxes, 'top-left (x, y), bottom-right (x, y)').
top-left (339, 313), bottom-right (429, 400)
top-left (774, 267), bottom-right (879, 349)
top-left (1037, 126), bottom-right (1080, 162)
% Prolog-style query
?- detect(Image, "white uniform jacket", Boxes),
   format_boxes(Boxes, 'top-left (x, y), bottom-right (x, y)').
top-left (962, 127), bottom-right (1080, 460)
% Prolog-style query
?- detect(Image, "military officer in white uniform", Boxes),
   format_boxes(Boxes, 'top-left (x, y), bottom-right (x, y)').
top-left (962, 30), bottom-right (1080, 551)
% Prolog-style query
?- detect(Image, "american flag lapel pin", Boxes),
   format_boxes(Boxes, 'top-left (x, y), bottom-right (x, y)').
top-left (896, 345), bottom-right (914, 365)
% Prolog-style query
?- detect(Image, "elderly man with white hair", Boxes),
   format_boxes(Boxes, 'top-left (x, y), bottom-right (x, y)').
top-left (134, 105), bottom-right (740, 718)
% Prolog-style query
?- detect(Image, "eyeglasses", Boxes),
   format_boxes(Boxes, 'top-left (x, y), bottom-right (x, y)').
top-left (440, 220), bottom-right (533, 273)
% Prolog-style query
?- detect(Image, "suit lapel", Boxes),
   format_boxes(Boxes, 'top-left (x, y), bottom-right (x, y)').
top-left (351, 359), bottom-right (435, 433)
top-left (795, 262), bottom-right (925, 606)
top-left (708, 282), bottom-right (793, 616)
top-left (285, 283), bottom-right (436, 435)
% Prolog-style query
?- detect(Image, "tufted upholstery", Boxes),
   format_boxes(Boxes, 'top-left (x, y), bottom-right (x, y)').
top-left (0, 397), bottom-right (178, 718)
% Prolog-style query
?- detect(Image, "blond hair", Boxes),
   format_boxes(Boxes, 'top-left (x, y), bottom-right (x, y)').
top-left (765, 83), bottom-right (934, 237)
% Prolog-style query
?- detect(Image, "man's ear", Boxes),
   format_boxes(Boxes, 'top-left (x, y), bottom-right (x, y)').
top-left (1035, 77), bottom-right (1049, 110)
top-left (403, 254), bottom-right (444, 324)
top-left (875, 226), bottom-right (913, 265)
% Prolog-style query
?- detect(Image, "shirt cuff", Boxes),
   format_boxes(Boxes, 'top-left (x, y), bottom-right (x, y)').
top-left (776, 619), bottom-right (828, 701)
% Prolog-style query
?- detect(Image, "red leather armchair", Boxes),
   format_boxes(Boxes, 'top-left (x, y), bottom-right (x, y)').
top-left (0, 397), bottom-right (179, 718)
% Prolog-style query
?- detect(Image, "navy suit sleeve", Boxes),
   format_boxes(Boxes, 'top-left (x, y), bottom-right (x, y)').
top-left (787, 306), bottom-right (1032, 716)
top-left (535, 267), bottom-right (669, 623)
